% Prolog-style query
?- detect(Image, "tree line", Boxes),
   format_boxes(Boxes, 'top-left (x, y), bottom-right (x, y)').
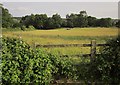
top-left (1, 6), bottom-right (120, 29)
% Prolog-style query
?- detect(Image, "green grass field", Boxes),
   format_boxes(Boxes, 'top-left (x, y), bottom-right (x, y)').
top-left (2, 27), bottom-right (119, 57)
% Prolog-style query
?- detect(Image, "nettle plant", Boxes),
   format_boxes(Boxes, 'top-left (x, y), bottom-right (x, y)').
top-left (2, 37), bottom-right (33, 83)
top-left (2, 37), bottom-right (77, 84)
top-left (2, 37), bottom-right (55, 84)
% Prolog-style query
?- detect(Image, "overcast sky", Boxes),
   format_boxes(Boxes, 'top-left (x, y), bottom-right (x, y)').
top-left (2, 2), bottom-right (118, 19)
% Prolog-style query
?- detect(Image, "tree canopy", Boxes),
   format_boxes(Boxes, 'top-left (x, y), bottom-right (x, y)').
top-left (1, 6), bottom-right (14, 28)
top-left (1, 6), bottom-right (119, 29)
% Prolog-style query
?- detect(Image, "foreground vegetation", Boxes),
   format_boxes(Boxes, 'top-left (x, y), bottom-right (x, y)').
top-left (2, 37), bottom-right (77, 84)
top-left (1, 36), bottom-right (120, 84)
top-left (1, 4), bottom-right (120, 84)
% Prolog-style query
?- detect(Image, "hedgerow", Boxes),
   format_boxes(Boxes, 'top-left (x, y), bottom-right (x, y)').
top-left (93, 36), bottom-right (120, 84)
top-left (1, 37), bottom-right (77, 84)
top-left (80, 36), bottom-right (120, 84)
top-left (2, 37), bottom-right (33, 84)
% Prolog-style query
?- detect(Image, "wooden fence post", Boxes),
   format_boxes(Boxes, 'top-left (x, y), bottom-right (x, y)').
top-left (90, 40), bottom-right (96, 61)
top-left (34, 42), bottom-right (36, 48)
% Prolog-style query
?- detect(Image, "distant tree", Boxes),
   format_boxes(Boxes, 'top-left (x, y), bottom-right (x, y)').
top-left (66, 11), bottom-right (88, 28)
top-left (87, 16), bottom-right (97, 27)
top-left (20, 14), bottom-right (36, 28)
top-left (96, 18), bottom-right (112, 27)
top-left (21, 14), bottom-right (48, 29)
top-left (12, 17), bottom-right (22, 28)
top-left (30, 14), bottom-right (35, 25)
top-left (52, 13), bottom-right (62, 28)
top-left (20, 15), bottom-right (31, 28)
top-left (33, 14), bottom-right (48, 29)
top-left (66, 14), bottom-right (74, 28)
top-left (69, 13), bottom-right (78, 27)
top-left (61, 19), bottom-right (67, 27)
top-left (76, 11), bottom-right (88, 27)
top-left (12, 22), bottom-right (21, 28)
top-left (18, 10), bottom-right (115, 29)
top-left (116, 20), bottom-right (120, 28)
top-left (77, 16), bottom-right (88, 27)
top-left (45, 18), bottom-right (55, 29)
top-left (80, 11), bottom-right (87, 17)
top-left (1, 7), bottom-right (14, 28)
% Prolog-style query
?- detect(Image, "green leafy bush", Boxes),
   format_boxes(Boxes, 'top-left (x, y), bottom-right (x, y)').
top-left (2, 37), bottom-right (33, 83)
top-left (2, 37), bottom-right (77, 84)
top-left (97, 36), bottom-right (120, 83)
top-left (31, 49), bottom-right (53, 84)
top-left (48, 53), bottom-right (77, 80)
top-left (86, 36), bottom-right (120, 84)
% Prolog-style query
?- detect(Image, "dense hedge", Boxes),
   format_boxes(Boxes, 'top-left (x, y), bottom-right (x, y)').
top-left (1, 37), bottom-right (76, 84)
top-left (2, 37), bottom-right (33, 83)
top-left (94, 36), bottom-right (120, 84)
top-left (2, 36), bottom-right (119, 84)
top-left (79, 36), bottom-right (120, 84)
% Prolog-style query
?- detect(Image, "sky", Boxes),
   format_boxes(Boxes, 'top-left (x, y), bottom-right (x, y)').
top-left (1, 1), bottom-right (119, 19)
top-left (0, 0), bottom-right (119, 2)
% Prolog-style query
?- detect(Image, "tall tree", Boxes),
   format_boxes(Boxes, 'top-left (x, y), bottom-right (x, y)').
top-left (33, 14), bottom-right (48, 29)
top-left (52, 13), bottom-right (62, 28)
top-left (21, 14), bottom-right (48, 29)
top-left (1, 6), bottom-right (14, 28)
top-left (21, 15), bottom-right (31, 28)
top-left (45, 18), bottom-right (55, 29)
top-left (87, 16), bottom-right (97, 27)
top-left (76, 11), bottom-right (88, 27)
top-left (96, 18), bottom-right (112, 27)
top-left (66, 14), bottom-right (74, 28)
top-left (61, 19), bottom-right (67, 27)
top-left (69, 13), bottom-right (78, 27)
top-left (80, 11), bottom-right (87, 17)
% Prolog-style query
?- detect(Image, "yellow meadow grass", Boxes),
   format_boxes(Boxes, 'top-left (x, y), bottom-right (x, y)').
top-left (3, 27), bottom-right (118, 44)
top-left (2, 27), bottom-right (118, 56)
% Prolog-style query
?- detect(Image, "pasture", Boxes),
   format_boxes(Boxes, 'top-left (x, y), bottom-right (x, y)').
top-left (2, 27), bottom-right (119, 57)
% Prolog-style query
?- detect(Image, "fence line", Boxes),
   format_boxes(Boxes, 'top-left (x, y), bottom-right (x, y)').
top-left (35, 43), bottom-right (109, 48)
top-left (35, 40), bottom-right (109, 61)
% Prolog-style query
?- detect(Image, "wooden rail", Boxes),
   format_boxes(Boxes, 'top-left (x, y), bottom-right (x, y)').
top-left (36, 43), bottom-right (109, 48)
top-left (35, 40), bottom-right (109, 61)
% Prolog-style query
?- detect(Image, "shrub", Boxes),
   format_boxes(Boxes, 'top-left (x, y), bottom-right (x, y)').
top-left (2, 37), bottom-right (54, 84)
top-left (29, 25), bottom-right (35, 30)
top-left (87, 36), bottom-right (120, 84)
top-left (48, 53), bottom-right (77, 80)
top-left (31, 49), bottom-right (53, 84)
top-left (21, 25), bottom-right (26, 31)
top-left (2, 37), bottom-right (33, 84)
top-left (2, 37), bottom-right (77, 84)
top-left (98, 36), bottom-right (120, 83)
